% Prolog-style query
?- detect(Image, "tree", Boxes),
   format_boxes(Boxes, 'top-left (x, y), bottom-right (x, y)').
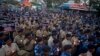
top-left (46, 0), bottom-right (52, 8)
top-left (46, 0), bottom-right (69, 8)
top-left (3, 0), bottom-right (20, 6)
top-left (90, 0), bottom-right (100, 11)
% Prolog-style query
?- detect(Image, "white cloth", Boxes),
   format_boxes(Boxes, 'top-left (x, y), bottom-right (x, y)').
top-left (62, 39), bottom-right (72, 47)
top-left (14, 35), bottom-right (25, 45)
top-left (0, 46), bottom-right (5, 56)
top-left (4, 43), bottom-right (20, 56)
top-left (48, 36), bottom-right (54, 47)
top-left (79, 51), bottom-right (92, 56)
top-left (60, 30), bottom-right (66, 38)
top-left (86, 51), bottom-right (93, 56)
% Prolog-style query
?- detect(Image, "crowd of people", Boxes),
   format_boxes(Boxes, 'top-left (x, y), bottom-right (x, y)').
top-left (0, 5), bottom-right (100, 56)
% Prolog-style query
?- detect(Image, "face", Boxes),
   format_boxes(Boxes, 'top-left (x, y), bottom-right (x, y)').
top-left (19, 32), bottom-right (22, 35)
top-left (28, 35), bottom-right (32, 39)
top-left (90, 49), bottom-right (95, 53)
top-left (0, 35), bottom-right (5, 40)
top-left (6, 39), bottom-right (12, 46)
top-left (39, 41), bottom-right (43, 45)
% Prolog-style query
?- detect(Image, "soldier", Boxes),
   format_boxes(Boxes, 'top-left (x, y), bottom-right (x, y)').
top-left (14, 29), bottom-right (25, 49)
top-left (4, 37), bottom-right (20, 56)
top-left (23, 33), bottom-right (36, 56)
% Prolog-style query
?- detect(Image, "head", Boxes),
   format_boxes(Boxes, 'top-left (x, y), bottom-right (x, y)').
top-left (4, 37), bottom-right (12, 46)
top-left (84, 29), bottom-right (91, 35)
top-left (88, 44), bottom-right (95, 53)
top-left (37, 38), bottom-right (43, 45)
top-left (25, 33), bottom-right (32, 40)
top-left (72, 35), bottom-right (80, 46)
top-left (53, 39), bottom-right (59, 46)
top-left (64, 45), bottom-right (72, 53)
top-left (66, 34), bottom-right (71, 40)
top-left (18, 29), bottom-right (23, 35)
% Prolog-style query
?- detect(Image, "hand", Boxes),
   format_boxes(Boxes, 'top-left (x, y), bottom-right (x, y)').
top-left (11, 51), bottom-right (17, 56)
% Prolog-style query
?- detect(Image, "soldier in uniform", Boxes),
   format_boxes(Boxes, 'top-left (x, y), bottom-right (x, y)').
top-left (23, 33), bottom-right (36, 56)
top-left (14, 29), bottom-right (25, 49)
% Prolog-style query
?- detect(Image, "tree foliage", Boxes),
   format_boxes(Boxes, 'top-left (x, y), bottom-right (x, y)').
top-left (46, 0), bottom-right (69, 8)
top-left (90, 0), bottom-right (100, 16)
top-left (3, 0), bottom-right (20, 5)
